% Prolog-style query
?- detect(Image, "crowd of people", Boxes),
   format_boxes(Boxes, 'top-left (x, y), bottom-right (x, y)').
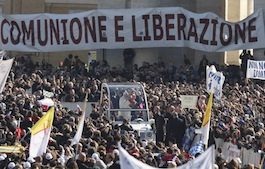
top-left (0, 52), bottom-right (264, 169)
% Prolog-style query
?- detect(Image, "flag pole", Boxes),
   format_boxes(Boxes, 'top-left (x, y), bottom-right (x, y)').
top-left (73, 92), bottom-right (89, 158)
top-left (201, 92), bottom-right (214, 149)
top-left (9, 129), bottom-right (31, 155)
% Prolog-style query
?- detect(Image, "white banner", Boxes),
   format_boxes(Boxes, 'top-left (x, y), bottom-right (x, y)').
top-left (0, 8), bottom-right (264, 52)
top-left (206, 65), bottom-right (225, 100)
top-left (246, 60), bottom-right (265, 80)
top-left (180, 95), bottom-right (198, 109)
top-left (0, 58), bottom-right (14, 93)
top-left (119, 143), bottom-right (215, 169)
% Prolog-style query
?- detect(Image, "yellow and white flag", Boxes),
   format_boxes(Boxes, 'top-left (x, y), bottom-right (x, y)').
top-left (0, 145), bottom-right (24, 154)
top-left (29, 107), bottom-right (54, 158)
top-left (71, 93), bottom-right (88, 146)
top-left (201, 92), bottom-right (213, 147)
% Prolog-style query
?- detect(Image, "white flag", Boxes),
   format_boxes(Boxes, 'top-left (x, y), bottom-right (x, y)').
top-left (206, 65), bottom-right (225, 100)
top-left (0, 58), bottom-right (14, 94)
top-left (29, 107), bottom-right (54, 158)
top-left (71, 93), bottom-right (88, 146)
top-left (43, 89), bottom-right (54, 98)
top-left (118, 143), bottom-right (215, 169)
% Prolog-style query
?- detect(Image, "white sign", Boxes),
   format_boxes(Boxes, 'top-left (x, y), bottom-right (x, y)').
top-left (206, 65), bottom-right (225, 100)
top-left (0, 58), bottom-right (14, 93)
top-left (119, 143), bottom-right (215, 169)
top-left (226, 143), bottom-right (241, 162)
top-left (246, 60), bottom-right (265, 80)
top-left (180, 95), bottom-right (198, 109)
top-left (0, 8), bottom-right (264, 52)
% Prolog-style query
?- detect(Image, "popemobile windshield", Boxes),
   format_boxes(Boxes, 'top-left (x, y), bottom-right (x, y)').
top-left (99, 82), bottom-right (155, 141)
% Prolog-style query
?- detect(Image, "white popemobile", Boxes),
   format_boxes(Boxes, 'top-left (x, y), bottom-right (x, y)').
top-left (99, 82), bottom-right (155, 141)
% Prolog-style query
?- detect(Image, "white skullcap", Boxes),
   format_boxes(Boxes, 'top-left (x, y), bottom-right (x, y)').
top-left (23, 161), bottom-right (31, 169)
top-left (1, 154), bottom-right (7, 159)
top-left (45, 153), bottom-right (53, 160)
top-left (113, 149), bottom-right (119, 156)
top-left (92, 153), bottom-right (99, 160)
top-left (27, 156), bottom-right (36, 163)
top-left (8, 162), bottom-right (16, 169)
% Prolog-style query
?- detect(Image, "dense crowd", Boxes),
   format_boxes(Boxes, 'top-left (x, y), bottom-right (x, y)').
top-left (0, 52), bottom-right (264, 169)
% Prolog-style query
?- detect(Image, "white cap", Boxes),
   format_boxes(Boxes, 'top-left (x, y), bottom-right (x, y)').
top-left (92, 153), bottom-right (99, 160)
top-left (1, 154), bottom-right (7, 159)
top-left (0, 156), bottom-right (5, 161)
top-left (27, 156), bottom-right (35, 163)
top-left (113, 149), bottom-right (119, 156)
top-left (45, 153), bottom-right (53, 160)
top-left (8, 162), bottom-right (16, 169)
top-left (23, 161), bottom-right (31, 169)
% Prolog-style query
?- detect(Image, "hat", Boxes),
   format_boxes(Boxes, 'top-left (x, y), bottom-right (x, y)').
top-left (92, 153), bottom-right (99, 160)
top-left (113, 149), bottom-right (119, 156)
top-left (0, 156), bottom-right (5, 161)
top-left (23, 161), bottom-right (31, 169)
top-left (8, 162), bottom-right (16, 169)
top-left (45, 153), bottom-right (53, 160)
top-left (27, 156), bottom-right (35, 163)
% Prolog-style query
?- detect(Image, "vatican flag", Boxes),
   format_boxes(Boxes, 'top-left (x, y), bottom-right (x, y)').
top-left (201, 92), bottom-right (213, 147)
top-left (29, 107), bottom-right (54, 158)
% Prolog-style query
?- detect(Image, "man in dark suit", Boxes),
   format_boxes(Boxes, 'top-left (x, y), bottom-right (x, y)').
top-left (168, 104), bottom-right (186, 149)
top-left (153, 105), bottom-right (165, 144)
top-left (164, 105), bottom-right (174, 146)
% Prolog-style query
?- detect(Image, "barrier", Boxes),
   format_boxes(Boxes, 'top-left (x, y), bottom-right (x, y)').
top-left (61, 102), bottom-right (98, 118)
top-left (214, 138), bottom-right (261, 166)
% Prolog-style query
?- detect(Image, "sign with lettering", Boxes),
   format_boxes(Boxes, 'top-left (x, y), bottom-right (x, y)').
top-left (0, 58), bottom-right (14, 93)
top-left (206, 65), bottom-right (225, 100)
top-left (0, 7), bottom-right (264, 52)
top-left (246, 60), bottom-right (265, 80)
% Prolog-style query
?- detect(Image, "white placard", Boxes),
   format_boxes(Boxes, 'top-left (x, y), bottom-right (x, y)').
top-left (180, 95), bottom-right (198, 109)
top-left (246, 60), bottom-right (265, 80)
top-left (206, 65), bottom-right (225, 100)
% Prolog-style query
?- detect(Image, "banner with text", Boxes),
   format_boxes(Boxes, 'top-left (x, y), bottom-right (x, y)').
top-left (0, 58), bottom-right (14, 93)
top-left (180, 95), bottom-right (198, 109)
top-left (206, 65), bottom-right (225, 100)
top-left (119, 143), bottom-right (215, 169)
top-left (0, 7), bottom-right (264, 52)
top-left (246, 60), bottom-right (265, 80)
